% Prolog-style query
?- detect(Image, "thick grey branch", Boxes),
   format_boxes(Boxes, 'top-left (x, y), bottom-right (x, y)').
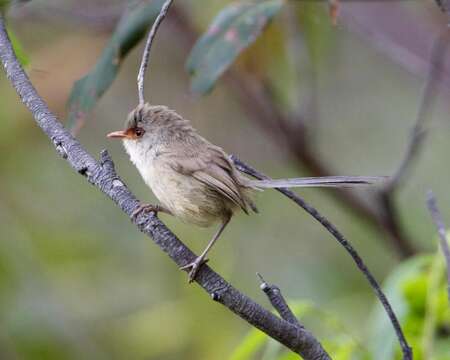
top-left (0, 16), bottom-right (329, 360)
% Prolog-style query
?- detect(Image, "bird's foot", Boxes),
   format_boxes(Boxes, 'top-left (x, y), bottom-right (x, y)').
top-left (131, 203), bottom-right (162, 219)
top-left (180, 256), bottom-right (209, 283)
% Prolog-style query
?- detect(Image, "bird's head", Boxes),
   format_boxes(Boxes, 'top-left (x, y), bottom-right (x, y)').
top-left (107, 103), bottom-right (188, 165)
top-left (106, 103), bottom-right (160, 143)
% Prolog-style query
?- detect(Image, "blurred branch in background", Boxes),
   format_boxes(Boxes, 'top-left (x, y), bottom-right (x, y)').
top-left (232, 155), bottom-right (412, 360)
top-left (169, 4), bottom-right (419, 259)
top-left (435, 0), bottom-right (450, 17)
top-left (378, 27), bottom-right (450, 261)
top-left (0, 12), bottom-right (333, 360)
top-left (2, 1), bottom-right (450, 359)
top-left (382, 27), bottom-right (450, 199)
top-left (15, 0), bottom-right (448, 260)
top-left (426, 190), bottom-right (450, 302)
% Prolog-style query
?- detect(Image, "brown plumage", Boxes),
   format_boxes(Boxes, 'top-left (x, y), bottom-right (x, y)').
top-left (107, 103), bottom-right (384, 282)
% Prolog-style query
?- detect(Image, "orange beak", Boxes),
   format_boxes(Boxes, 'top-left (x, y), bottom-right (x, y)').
top-left (107, 130), bottom-right (128, 139)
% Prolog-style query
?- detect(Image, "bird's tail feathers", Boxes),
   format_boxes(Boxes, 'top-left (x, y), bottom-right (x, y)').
top-left (247, 176), bottom-right (387, 189)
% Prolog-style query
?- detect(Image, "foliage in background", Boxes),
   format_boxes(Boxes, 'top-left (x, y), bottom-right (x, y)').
top-left (0, 0), bottom-right (8, 13)
top-left (66, 0), bottom-right (167, 133)
top-left (64, 0), bottom-right (450, 358)
top-left (230, 251), bottom-right (449, 359)
top-left (1, 0), bottom-right (449, 359)
top-left (369, 251), bottom-right (450, 360)
top-left (185, 0), bottom-right (283, 94)
top-left (230, 300), bottom-right (368, 360)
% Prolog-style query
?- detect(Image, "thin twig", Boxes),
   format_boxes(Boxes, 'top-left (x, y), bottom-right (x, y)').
top-left (0, 15), bottom-right (330, 360)
top-left (426, 190), bottom-right (450, 302)
top-left (231, 155), bottom-right (413, 360)
top-left (376, 29), bottom-right (450, 261)
top-left (137, 0), bottom-right (173, 105)
top-left (385, 30), bottom-right (450, 192)
top-left (168, 5), bottom-right (417, 259)
top-left (257, 273), bottom-right (304, 329)
top-left (256, 273), bottom-right (331, 359)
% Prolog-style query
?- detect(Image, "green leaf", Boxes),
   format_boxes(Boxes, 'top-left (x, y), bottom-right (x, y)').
top-left (367, 255), bottom-right (432, 360)
top-left (230, 298), bottom-right (371, 360)
top-left (229, 300), bottom-right (313, 360)
top-left (186, 0), bottom-right (284, 94)
top-left (421, 248), bottom-right (449, 360)
top-left (228, 328), bottom-right (266, 360)
top-left (0, 0), bottom-right (10, 13)
top-left (263, 301), bottom-right (367, 360)
top-left (66, 0), bottom-right (167, 133)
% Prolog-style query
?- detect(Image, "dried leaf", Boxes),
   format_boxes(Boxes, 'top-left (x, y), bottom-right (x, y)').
top-left (328, 0), bottom-right (340, 26)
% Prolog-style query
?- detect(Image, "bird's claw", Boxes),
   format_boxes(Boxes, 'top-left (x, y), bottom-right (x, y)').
top-left (180, 257), bottom-right (209, 283)
top-left (131, 203), bottom-right (161, 219)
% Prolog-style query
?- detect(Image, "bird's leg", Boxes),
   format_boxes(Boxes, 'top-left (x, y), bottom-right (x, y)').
top-left (131, 203), bottom-right (172, 219)
top-left (180, 215), bottom-right (231, 283)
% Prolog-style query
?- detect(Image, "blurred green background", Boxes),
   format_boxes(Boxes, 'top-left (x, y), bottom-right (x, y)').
top-left (0, 0), bottom-right (449, 359)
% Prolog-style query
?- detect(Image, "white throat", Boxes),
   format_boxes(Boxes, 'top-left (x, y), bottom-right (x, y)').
top-left (123, 139), bottom-right (155, 182)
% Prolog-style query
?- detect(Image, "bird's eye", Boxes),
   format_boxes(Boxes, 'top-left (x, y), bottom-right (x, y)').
top-left (134, 127), bottom-right (145, 138)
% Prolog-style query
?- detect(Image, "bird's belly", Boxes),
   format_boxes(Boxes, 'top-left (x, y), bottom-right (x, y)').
top-left (143, 164), bottom-right (228, 227)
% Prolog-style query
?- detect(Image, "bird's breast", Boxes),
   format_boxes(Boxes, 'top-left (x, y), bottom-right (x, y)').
top-left (139, 157), bottom-right (230, 227)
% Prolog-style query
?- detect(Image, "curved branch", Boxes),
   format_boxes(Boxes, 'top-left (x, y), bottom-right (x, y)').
top-left (384, 29), bottom-right (450, 193)
top-left (376, 29), bottom-right (450, 260)
top-left (168, 6), bottom-right (417, 259)
top-left (0, 16), bottom-right (329, 360)
top-left (137, 0), bottom-right (173, 105)
top-left (231, 155), bottom-right (413, 360)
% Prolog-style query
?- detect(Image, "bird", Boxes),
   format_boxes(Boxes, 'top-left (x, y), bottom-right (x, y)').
top-left (107, 103), bottom-right (384, 282)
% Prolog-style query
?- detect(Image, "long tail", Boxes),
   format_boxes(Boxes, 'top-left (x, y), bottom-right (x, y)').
top-left (246, 176), bottom-right (387, 189)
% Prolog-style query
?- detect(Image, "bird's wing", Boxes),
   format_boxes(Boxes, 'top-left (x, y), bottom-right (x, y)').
top-left (162, 145), bottom-right (250, 213)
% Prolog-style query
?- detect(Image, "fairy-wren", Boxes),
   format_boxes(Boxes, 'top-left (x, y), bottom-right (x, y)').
top-left (107, 103), bottom-right (383, 282)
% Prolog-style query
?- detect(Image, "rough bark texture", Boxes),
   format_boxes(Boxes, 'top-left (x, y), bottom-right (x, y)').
top-left (0, 16), bottom-right (330, 360)
top-left (258, 273), bottom-right (304, 329)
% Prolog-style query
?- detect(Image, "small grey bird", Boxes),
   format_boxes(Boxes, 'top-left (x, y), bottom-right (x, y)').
top-left (108, 103), bottom-right (383, 282)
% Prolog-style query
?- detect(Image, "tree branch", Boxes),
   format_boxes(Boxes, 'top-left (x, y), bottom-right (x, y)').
top-left (376, 29), bottom-right (450, 260)
top-left (257, 273), bottom-right (304, 329)
top-left (426, 190), bottom-right (450, 302)
top-left (168, 6), bottom-right (417, 259)
top-left (231, 155), bottom-right (413, 360)
top-left (137, 0), bottom-right (173, 105)
top-left (0, 15), bottom-right (331, 360)
top-left (383, 30), bottom-right (450, 193)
